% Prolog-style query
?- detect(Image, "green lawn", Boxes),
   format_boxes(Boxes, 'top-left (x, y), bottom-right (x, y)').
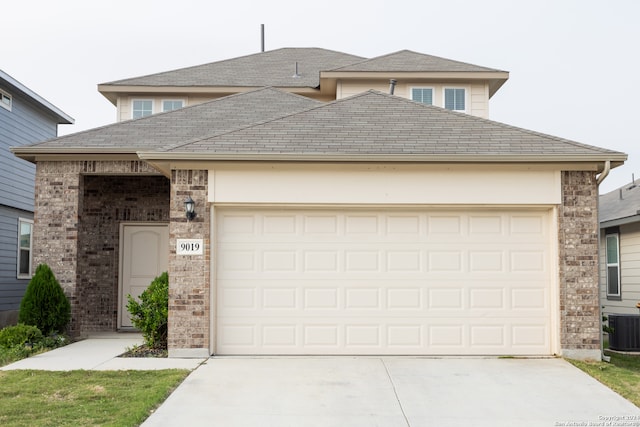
top-left (568, 351), bottom-right (640, 408)
top-left (0, 369), bottom-right (190, 426)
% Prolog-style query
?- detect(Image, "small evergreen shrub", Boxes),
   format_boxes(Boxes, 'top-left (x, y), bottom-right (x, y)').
top-left (0, 324), bottom-right (43, 348)
top-left (18, 264), bottom-right (71, 335)
top-left (127, 272), bottom-right (168, 349)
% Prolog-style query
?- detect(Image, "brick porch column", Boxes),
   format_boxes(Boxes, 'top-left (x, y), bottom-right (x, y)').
top-left (558, 170), bottom-right (600, 360)
top-left (168, 169), bottom-right (210, 357)
top-left (33, 161), bottom-right (83, 337)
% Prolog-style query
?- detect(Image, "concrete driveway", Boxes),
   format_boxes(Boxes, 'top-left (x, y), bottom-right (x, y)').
top-left (142, 357), bottom-right (640, 427)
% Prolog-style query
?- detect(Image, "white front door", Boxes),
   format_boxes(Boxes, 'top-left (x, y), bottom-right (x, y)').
top-left (119, 224), bottom-right (169, 328)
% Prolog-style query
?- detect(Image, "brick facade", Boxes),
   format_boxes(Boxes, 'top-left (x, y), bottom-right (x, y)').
top-left (558, 170), bottom-right (601, 359)
top-left (167, 169), bottom-right (210, 357)
top-left (33, 161), bottom-right (603, 359)
top-left (34, 161), bottom-right (167, 337)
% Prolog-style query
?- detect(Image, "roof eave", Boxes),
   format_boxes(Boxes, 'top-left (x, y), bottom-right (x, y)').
top-left (97, 84), bottom-right (320, 105)
top-left (1, 70), bottom-right (75, 124)
top-left (600, 214), bottom-right (640, 228)
top-left (137, 152), bottom-right (626, 165)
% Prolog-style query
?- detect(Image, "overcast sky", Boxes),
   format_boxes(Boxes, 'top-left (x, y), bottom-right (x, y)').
top-left (5, 0), bottom-right (638, 193)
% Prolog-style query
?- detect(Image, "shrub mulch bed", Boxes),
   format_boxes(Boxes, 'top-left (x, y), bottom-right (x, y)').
top-left (120, 344), bottom-right (167, 358)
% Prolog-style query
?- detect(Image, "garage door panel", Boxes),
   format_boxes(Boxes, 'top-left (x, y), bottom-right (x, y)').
top-left (216, 208), bottom-right (552, 355)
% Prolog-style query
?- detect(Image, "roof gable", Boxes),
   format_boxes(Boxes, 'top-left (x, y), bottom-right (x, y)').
top-left (168, 90), bottom-right (623, 160)
top-left (103, 48), bottom-right (365, 88)
top-left (329, 50), bottom-right (504, 73)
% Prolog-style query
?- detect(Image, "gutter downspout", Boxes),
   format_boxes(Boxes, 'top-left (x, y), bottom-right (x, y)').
top-left (596, 160), bottom-right (612, 362)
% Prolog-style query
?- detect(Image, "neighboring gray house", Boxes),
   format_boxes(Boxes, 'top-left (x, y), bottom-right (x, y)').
top-left (0, 70), bottom-right (73, 327)
top-left (600, 178), bottom-right (640, 316)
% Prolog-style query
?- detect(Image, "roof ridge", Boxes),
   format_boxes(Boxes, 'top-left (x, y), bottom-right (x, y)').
top-left (166, 90), bottom-right (377, 151)
top-left (26, 87), bottom-right (309, 148)
top-left (328, 49), bottom-right (505, 72)
top-left (161, 88), bottom-right (324, 151)
top-left (102, 48), bottom-right (364, 86)
top-left (361, 89), bottom-right (615, 153)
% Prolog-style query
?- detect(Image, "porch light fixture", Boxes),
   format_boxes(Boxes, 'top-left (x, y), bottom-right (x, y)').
top-left (184, 196), bottom-right (196, 221)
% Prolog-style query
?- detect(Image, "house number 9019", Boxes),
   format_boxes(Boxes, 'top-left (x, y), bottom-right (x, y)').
top-left (176, 239), bottom-right (204, 255)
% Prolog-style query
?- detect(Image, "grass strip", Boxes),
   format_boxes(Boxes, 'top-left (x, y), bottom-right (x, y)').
top-left (568, 352), bottom-right (640, 408)
top-left (0, 369), bottom-right (189, 426)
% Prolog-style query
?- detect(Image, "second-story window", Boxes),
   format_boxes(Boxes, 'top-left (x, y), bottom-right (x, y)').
top-left (132, 100), bottom-right (153, 119)
top-left (162, 100), bottom-right (184, 112)
top-left (0, 89), bottom-right (12, 111)
top-left (444, 88), bottom-right (466, 112)
top-left (411, 88), bottom-right (433, 105)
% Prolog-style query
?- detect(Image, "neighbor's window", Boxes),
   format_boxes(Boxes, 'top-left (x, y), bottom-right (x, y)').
top-left (444, 88), bottom-right (466, 111)
top-left (17, 218), bottom-right (33, 279)
top-left (606, 233), bottom-right (621, 298)
top-left (0, 89), bottom-right (12, 111)
top-left (132, 100), bottom-right (153, 119)
top-left (411, 88), bottom-right (433, 105)
top-left (162, 100), bottom-right (184, 112)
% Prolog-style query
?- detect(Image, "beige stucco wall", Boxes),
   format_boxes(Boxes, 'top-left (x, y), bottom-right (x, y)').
top-left (337, 80), bottom-right (490, 118)
top-left (116, 95), bottom-right (222, 121)
top-left (600, 221), bottom-right (640, 316)
top-left (208, 163), bottom-right (561, 205)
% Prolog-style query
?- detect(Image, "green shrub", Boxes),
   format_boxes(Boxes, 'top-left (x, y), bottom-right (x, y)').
top-left (18, 264), bottom-right (71, 335)
top-left (0, 324), bottom-right (43, 348)
top-left (127, 272), bottom-right (168, 349)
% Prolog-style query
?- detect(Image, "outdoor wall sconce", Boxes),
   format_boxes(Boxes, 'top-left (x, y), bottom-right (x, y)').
top-left (184, 196), bottom-right (196, 221)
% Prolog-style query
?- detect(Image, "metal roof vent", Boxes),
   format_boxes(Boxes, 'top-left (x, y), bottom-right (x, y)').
top-left (389, 79), bottom-right (397, 95)
top-left (292, 62), bottom-right (301, 78)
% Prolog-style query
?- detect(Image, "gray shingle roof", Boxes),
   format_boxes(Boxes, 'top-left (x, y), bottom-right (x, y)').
top-left (103, 48), bottom-right (365, 88)
top-left (168, 90), bottom-right (623, 159)
top-left (600, 180), bottom-right (640, 225)
top-left (21, 88), bottom-right (321, 151)
top-left (329, 50), bottom-right (504, 73)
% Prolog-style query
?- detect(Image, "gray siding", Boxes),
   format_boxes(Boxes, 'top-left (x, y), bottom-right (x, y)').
top-left (0, 205), bottom-right (31, 311)
top-left (0, 83), bottom-right (58, 212)
top-left (0, 79), bottom-right (63, 318)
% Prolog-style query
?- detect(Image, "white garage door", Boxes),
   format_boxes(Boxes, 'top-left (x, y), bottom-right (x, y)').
top-left (215, 208), bottom-right (553, 355)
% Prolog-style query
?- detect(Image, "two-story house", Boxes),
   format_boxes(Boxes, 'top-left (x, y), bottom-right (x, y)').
top-left (12, 48), bottom-right (625, 360)
top-left (97, 49), bottom-right (508, 121)
top-left (0, 70), bottom-right (73, 327)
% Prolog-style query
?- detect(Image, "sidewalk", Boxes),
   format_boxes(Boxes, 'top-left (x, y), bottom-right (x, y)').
top-left (0, 333), bottom-right (205, 371)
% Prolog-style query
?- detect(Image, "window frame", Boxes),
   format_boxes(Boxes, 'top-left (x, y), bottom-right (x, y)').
top-left (0, 88), bottom-right (12, 111)
top-left (605, 231), bottom-right (621, 299)
top-left (410, 87), bottom-right (434, 105)
top-left (17, 218), bottom-right (33, 279)
top-left (443, 87), bottom-right (467, 112)
top-left (131, 99), bottom-right (153, 119)
top-left (161, 99), bottom-right (185, 113)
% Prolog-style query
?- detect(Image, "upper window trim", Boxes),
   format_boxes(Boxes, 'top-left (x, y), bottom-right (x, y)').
top-left (131, 99), bottom-right (153, 119)
top-left (161, 99), bottom-right (185, 112)
top-left (17, 218), bottom-right (33, 279)
top-left (605, 232), bottom-right (621, 298)
top-left (410, 87), bottom-right (434, 105)
top-left (0, 88), bottom-right (12, 111)
top-left (443, 87), bottom-right (467, 112)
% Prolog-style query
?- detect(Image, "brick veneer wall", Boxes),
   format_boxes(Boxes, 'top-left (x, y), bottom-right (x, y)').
top-left (167, 169), bottom-right (210, 357)
top-left (33, 161), bottom-right (166, 337)
top-left (558, 170), bottom-right (600, 358)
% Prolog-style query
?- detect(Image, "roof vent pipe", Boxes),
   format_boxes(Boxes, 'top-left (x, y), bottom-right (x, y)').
top-left (389, 79), bottom-right (397, 95)
top-left (292, 61), bottom-right (300, 78)
top-left (261, 24), bottom-right (265, 52)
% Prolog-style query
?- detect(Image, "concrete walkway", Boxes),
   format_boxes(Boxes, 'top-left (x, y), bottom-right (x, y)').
top-left (0, 333), bottom-right (204, 371)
